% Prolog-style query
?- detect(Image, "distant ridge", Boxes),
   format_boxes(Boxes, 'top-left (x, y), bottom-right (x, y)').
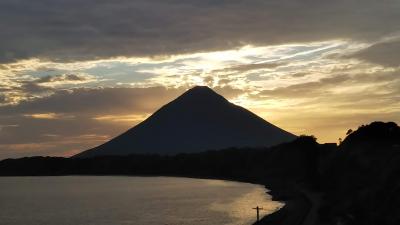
top-left (74, 86), bottom-right (296, 158)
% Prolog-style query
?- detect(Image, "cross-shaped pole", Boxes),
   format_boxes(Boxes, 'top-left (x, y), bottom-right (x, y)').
top-left (252, 206), bottom-right (264, 222)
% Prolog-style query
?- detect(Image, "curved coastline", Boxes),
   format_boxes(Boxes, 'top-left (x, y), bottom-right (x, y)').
top-left (130, 175), bottom-right (314, 225)
top-left (126, 174), bottom-right (312, 225)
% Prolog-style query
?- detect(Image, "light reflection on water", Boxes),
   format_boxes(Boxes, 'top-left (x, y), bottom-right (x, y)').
top-left (0, 176), bottom-right (283, 225)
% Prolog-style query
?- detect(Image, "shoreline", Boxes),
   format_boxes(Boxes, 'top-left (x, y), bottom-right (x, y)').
top-left (254, 185), bottom-right (312, 225)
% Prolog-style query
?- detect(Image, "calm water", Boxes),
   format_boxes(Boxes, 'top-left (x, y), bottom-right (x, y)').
top-left (0, 176), bottom-right (283, 225)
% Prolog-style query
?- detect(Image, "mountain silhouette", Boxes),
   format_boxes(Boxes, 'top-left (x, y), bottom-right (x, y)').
top-left (74, 86), bottom-right (296, 158)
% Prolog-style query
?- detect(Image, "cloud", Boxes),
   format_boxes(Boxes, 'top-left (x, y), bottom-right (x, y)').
top-left (0, 0), bottom-right (399, 63)
top-left (218, 62), bottom-right (285, 73)
top-left (36, 74), bottom-right (92, 84)
top-left (0, 114), bottom-right (115, 146)
top-left (23, 113), bottom-right (74, 120)
top-left (213, 86), bottom-right (246, 99)
top-left (350, 39), bottom-right (400, 67)
top-left (0, 73), bottom-right (98, 106)
top-left (258, 75), bottom-right (350, 99)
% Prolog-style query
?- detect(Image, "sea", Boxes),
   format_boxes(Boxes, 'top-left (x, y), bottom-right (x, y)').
top-left (0, 176), bottom-right (283, 225)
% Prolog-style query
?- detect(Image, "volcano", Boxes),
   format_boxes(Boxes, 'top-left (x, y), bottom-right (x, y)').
top-left (74, 86), bottom-right (296, 158)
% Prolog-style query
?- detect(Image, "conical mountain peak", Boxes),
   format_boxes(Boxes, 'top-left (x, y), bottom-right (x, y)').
top-left (176, 86), bottom-right (226, 103)
top-left (74, 86), bottom-right (296, 158)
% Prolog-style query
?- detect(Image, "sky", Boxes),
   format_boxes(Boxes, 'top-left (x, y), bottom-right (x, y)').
top-left (0, 0), bottom-right (399, 159)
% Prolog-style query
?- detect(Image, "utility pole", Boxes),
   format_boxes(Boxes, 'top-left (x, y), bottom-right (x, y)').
top-left (252, 206), bottom-right (264, 222)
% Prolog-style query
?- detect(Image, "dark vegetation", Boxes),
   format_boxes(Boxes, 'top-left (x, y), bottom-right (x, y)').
top-left (1, 121), bottom-right (399, 225)
top-left (0, 135), bottom-right (322, 184)
top-left (319, 122), bottom-right (400, 225)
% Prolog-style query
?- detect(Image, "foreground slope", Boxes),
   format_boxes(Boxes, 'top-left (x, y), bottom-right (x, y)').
top-left (75, 86), bottom-right (296, 157)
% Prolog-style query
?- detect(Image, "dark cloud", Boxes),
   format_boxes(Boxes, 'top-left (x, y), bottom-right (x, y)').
top-left (36, 74), bottom-right (89, 83)
top-left (289, 72), bottom-right (308, 78)
top-left (0, 86), bottom-right (185, 116)
top-left (0, 0), bottom-right (399, 63)
top-left (218, 62), bottom-right (285, 73)
top-left (0, 95), bottom-right (6, 104)
top-left (350, 39), bottom-right (400, 67)
top-left (18, 82), bottom-right (53, 94)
